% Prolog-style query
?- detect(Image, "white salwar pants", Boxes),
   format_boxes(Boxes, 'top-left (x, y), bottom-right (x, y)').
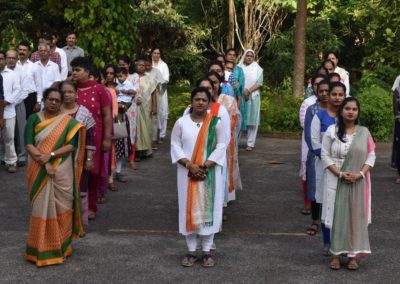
top-left (246, 125), bottom-right (259, 147)
top-left (185, 233), bottom-right (215, 252)
top-left (158, 115), bottom-right (168, 139)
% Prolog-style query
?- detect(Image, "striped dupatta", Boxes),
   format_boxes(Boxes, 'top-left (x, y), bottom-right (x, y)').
top-left (186, 103), bottom-right (221, 232)
top-left (25, 113), bottom-right (86, 267)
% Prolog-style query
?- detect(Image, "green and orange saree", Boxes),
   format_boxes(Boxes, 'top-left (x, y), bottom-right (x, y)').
top-left (25, 112), bottom-right (85, 267)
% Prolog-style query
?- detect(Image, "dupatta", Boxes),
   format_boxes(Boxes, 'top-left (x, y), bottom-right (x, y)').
top-left (186, 103), bottom-right (221, 232)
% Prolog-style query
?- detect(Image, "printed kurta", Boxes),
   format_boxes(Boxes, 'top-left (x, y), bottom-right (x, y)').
top-left (217, 94), bottom-right (242, 203)
top-left (304, 102), bottom-right (323, 201)
top-left (299, 95), bottom-right (317, 180)
top-left (310, 109), bottom-right (336, 203)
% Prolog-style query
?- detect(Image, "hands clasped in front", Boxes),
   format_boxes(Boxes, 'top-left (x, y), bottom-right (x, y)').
top-left (340, 171), bottom-right (363, 183)
top-left (187, 161), bottom-right (214, 181)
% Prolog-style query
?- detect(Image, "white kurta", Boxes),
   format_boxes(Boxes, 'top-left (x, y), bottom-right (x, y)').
top-left (334, 66), bottom-right (350, 96)
top-left (152, 60), bottom-right (169, 132)
top-left (299, 95), bottom-right (317, 179)
top-left (320, 125), bottom-right (376, 228)
top-left (171, 114), bottom-right (226, 236)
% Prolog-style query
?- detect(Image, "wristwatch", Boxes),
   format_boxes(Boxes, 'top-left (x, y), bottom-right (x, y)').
top-left (50, 152), bottom-right (55, 157)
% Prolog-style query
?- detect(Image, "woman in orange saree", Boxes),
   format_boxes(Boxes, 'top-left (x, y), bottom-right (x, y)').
top-left (25, 88), bottom-right (85, 267)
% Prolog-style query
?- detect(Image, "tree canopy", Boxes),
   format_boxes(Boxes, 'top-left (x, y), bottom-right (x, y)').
top-left (0, 0), bottom-right (398, 85)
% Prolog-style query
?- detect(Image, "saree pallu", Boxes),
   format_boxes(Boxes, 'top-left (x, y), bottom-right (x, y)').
top-left (186, 104), bottom-right (220, 232)
top-left (25, 113), bottom-right (85, 267)
top-left (330, 126), bottom-right (375, 256)
top-left (135, 75), bottom-right (158, 152)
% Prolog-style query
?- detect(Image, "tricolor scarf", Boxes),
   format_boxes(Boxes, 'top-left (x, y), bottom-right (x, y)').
top-left (186, 103), bottom-right (221, 232)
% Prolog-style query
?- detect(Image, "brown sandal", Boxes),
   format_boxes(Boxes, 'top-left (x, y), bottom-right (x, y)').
top-left (330, 257), bottom-right (341, 270)
top-left (347, 258), bottom-right (359, 270)
top-left (109, 182), bottom-right (117, 191)
top-left (306, 223), bottom-right (319, 236)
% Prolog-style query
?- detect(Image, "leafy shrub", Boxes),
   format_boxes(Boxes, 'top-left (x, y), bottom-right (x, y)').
top-left (260, 82), bottom-right (302, 133)
top-left (168, 85), bottom-right (191, 128)
top-left (357, 84), bottom-right (393, 142)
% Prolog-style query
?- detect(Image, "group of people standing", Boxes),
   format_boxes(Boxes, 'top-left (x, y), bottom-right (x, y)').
top-left (0, 31), bottom-right (174, 266)
top-left (171, 48), bottom-right (263, 267)
top-left (298, 52), bottom-right (376, 270)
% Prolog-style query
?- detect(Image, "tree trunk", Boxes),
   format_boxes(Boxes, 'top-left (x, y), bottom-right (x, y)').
top-left (227, 0), bottom-right (235, 49)
top-left (292, 0), bottom-right (307, 97)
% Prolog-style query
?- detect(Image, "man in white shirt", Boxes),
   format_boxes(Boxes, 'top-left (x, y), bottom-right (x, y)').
top-left (51, 34), bottom-right (68, 80)
top-left (17, 41), bottom-right (40, 117)
top-left (7, 49), bottom-right (37, 166)
top-left (1, 51), bottom-right (21, 173)
top-left (33, 43), bottom-right (61, 104)
top-left (326, 52), bottom-right (350, 96)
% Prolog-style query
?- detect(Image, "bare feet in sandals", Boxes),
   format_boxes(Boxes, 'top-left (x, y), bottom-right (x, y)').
top-left (201, 254), bottom-right (215, 267)
top-left (330, 256), bottom-right (341, 270)
top-left (306, 223), bottom-right (319, 236)
top-left (181, 254), bottom-right (198, 267)
top-left (347, 257), bottom-right (359, 270)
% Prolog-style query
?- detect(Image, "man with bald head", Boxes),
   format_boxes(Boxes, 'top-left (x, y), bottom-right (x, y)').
top-left (0, 50), bottom-right (21, 172)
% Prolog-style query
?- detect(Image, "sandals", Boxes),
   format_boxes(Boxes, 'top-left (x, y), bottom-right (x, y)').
top-left (301, 208), bottom-right (311, 215)
top-left (245, 146), bottom-right (253, 151)
top-left (306, 223), bottom-right (319, 236)
top-left (108, 182), bottom-right (117, 191)
top-left (97, 197), bottom-right (106, 204)
top-left (201, 254), bottom-right (215, 268)
top-left (347, 258), bottom-right (359, 270)
top-left (181, 254), bottom-right (198, 267)
top-left (330, 257), bottom-right (341, 270)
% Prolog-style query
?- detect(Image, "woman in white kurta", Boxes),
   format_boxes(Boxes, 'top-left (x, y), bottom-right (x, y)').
top-left (321, 97), bottom-right (375, 270)
top-left (238, 49), bottom-right (263, 150)
top-left (171, 87), bottom-right (226, 268)
top-left (151, 48), bottom-right (169, 141)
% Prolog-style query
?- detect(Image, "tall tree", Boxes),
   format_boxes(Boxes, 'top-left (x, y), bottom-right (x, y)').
top-left (292, 0), bottom-right (307, 97)
top-left (227, 0), bottom-right (235, 49)
top-left (235, 0), bottom-right (286, 56)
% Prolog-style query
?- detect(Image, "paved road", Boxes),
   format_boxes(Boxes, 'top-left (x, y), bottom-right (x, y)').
top-left (0, 137), bottom-right (399, 283)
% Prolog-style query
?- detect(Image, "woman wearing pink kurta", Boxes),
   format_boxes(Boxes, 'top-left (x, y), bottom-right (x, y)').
top-left (71, 57), bottom-right (113, 220)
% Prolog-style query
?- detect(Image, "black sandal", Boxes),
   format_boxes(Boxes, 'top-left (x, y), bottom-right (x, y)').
top-left (181, 254), bottom-right (198, 267)
top-left (306, 223), bottom-right (319, 236)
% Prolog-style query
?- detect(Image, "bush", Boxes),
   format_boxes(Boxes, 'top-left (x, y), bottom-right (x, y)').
top-left (260, 81), bottom-right (302, 133)
top-left (168, 85), bottom-right (191, 128)
top-left (357, 84), bottom-right (393, 142)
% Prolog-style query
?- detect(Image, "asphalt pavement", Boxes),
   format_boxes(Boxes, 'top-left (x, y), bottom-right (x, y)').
top-left (0, 137), bottom-right (399, 283)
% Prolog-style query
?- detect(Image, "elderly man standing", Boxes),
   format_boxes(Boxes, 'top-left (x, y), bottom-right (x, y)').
top-left (31, 34), bottom-right (61, 70)
top-left (63, 32), bottom-right (84, 76)
top-left (1, 50), bottom-right (21, 173)
top-left (6, 49), bottom-right (36, 166)
top-left (33, 43), bottom-right (61, 105)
